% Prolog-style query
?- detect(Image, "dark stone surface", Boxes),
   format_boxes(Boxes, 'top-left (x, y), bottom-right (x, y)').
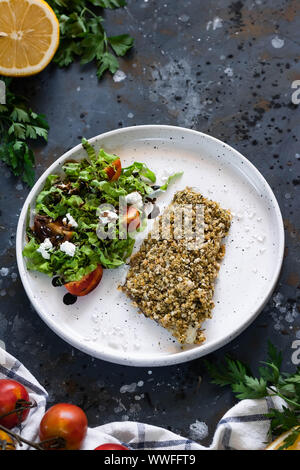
top-left (0, 0), bottom-right (299, 446)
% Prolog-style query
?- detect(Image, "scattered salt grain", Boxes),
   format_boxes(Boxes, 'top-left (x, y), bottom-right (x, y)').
top-left (189, 421), bottom-right (208, 441)
top-left (271, 36), bottom-right (284, 49)
top-left (120, 383), bottom-right (137, 394)
top-left (91, 313), bottom-right (99, 323)
top-left (256, 234), bottom-right (266, 243)
top-left (0, 267), bottom-right (9, 277)
top-left (178, 14), bottom-right (190, 23)
top-left (206, 17), bottom-right (223, 31)
top-left (113, 70), bottom-right (127, 83)
top-left (224, 67), bottom-right (233, 77)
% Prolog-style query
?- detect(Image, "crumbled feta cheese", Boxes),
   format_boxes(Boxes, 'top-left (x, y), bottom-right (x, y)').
top-left (63, 213), bottom-right (78, 228)
top-left (60, 241), bottom-right (76, 257)
top-left (37, 238), bottom-right (53, 260)
top-left (98, 210), bottom-right (118, 225)
top-left (125, 192), bottom-right (143, 209)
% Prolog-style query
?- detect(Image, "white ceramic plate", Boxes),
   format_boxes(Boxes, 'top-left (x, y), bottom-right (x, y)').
top-left (16, 126), bottom-right (284, 367)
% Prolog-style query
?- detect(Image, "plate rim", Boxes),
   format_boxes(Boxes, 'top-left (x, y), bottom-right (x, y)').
top-left (16, 125), bottom-right (285, 367)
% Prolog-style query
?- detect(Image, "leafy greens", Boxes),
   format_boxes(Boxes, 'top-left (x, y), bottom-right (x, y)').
top-left (23, 138), bottom-right (182, 283)
top-left (0, 1), bottom-right (133, 186)
top-left (47, 0), bottom-right (134, 78)
top-left (0, 78), bottom-right (49, 186)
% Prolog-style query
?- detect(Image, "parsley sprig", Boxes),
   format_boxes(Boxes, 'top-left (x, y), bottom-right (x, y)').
top-left (0, 78), bottom-right (49, 186)
top-left (47, 0), bottom-right (134, 78)
top-left (205, 341), bottom-right (300, 449)
top-left (0, 1), bottom-right (134, 186)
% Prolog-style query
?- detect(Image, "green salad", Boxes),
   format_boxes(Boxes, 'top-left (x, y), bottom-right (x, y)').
top-left (23, 138), bottom-right (182, 287)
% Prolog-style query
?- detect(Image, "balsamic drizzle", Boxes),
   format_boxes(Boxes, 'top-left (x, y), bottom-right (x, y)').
top-left (52, 276), bottom-right (64, 287)
top-left (63, 293), bottom-right (77, 305)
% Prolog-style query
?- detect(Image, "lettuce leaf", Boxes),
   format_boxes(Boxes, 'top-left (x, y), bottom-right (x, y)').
top-left (160, 172), bottom-right (183, 191)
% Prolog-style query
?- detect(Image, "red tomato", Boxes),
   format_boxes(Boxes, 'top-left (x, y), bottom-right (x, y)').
top-left (65, 264), bottom-right (103, 297)
top-left (126, 206), bottom-right (140, 232)
top-left (0, 379), bottom-right (31, 429)
top-left (104, 158), bottom-right (122, 182)
top-left (39, 404), bottom-right (88, 450)
top-left (95, 443), bottom-right (129, 450)
top-left (0, 430), bottom-right (16, 450)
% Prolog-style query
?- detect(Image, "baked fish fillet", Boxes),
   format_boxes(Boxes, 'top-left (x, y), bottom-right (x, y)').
top-left (120, 187), bottom-right (232, 345)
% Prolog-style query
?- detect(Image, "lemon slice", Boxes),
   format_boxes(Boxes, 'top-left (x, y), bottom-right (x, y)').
top-left (0, 0), bottom-right (59, 76)
top-left (266, 427), bottom-right (300, 450)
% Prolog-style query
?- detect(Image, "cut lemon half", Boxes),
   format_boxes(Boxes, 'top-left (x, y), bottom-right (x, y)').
top-left (0, 0), bottom-right (59, 76)
top-left (266, 427), bottom-right (300, 450)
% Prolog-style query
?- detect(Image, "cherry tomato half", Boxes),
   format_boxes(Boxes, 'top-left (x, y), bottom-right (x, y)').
top-left (65, 264), bottom-right (103, 297)
top-left (0, 379), bottom-right (31, 429)
top-left (104, 158), bottom-right (122, 182)
top-left (95, 443), bottom-right (129, 450)
top-left (39, 403), bottom-right (88, 450)
top-left (126, 206), bottom-right (140, 232)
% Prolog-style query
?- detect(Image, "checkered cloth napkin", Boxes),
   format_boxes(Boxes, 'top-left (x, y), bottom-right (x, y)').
top-left (0, 348), bottom-right (285, 450)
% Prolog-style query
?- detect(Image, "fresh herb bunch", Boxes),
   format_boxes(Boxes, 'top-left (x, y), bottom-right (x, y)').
top-left (205, 342), bottom-right (300, 450)
top-left (0, 78), bottom-right (49, 186)
top-left (0, 1), bottom-right (133, 187)
top-left (47, 0), bottom-right (134, 78)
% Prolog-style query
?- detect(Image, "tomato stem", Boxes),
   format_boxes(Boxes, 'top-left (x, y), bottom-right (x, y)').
top-left (0, 424), bottom-right (45, 450)
top-left (39, 436), bottom-right (66, 450)
top-left (0, 424), bottom-right (64, 451)
top-left (0, 401), bottom-right (36, 422)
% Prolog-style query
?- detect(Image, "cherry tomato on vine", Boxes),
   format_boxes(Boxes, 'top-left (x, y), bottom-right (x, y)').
top-left (39, 403), bottom-right (88, 450)
top-left (0, 430), bottom-right (16, 451)
top-left (95, 443), bottom-right (129, 450)
top-left (0, 379), bottom-right (31, 429)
